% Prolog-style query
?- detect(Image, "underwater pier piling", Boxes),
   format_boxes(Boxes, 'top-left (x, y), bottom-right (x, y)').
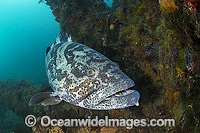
top-left (0, 0), bottom-right (200, 132)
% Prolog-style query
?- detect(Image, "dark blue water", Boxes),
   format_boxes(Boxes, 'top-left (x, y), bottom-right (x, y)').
top-left (0, 0), bottom-right (60, 86)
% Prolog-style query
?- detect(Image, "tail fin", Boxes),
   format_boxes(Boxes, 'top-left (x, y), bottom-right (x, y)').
top-left (29, 92), bottom-right (62, 106)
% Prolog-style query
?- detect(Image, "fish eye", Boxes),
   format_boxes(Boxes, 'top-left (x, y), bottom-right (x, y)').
top-left (87, 69), bottom-right (95, 76)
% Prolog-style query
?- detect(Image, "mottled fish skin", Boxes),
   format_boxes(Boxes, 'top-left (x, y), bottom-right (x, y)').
top-left (46, 41), bottom-right (140, 110)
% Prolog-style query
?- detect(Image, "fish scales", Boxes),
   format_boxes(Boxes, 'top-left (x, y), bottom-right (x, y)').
top-left (47, 42), bottom-right (120, 102)
top-left (29, 40), bottom-right (140, 110)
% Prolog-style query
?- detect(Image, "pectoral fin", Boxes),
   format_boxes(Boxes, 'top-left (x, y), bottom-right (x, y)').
top-left (29, 92), bottom-right (62, 106)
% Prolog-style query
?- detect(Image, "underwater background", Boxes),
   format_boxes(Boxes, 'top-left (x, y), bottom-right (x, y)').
top-left (0, 0), bottom-right (60, 86)
top-left (0, 0), bottom-right (200, 132)
top-left (0, 0), bottom-right (59, 132)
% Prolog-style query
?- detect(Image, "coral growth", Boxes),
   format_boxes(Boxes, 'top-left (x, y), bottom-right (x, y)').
top-left (36, 0), bottom-right (200, 131)
top-left (159, 0), bottom-right (178, 12)
top-left (1, 0), bottom-right (200, 132)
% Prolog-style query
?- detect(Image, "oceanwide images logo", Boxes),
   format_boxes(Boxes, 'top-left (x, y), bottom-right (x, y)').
top-left (25, 115), bottom-right (175, 129)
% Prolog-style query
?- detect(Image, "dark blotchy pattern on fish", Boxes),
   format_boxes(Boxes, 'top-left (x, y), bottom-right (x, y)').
top-left (45, 41), bottom-right (139, 110)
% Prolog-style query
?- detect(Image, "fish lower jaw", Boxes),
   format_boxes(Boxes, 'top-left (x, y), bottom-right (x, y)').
top-left (104, 89), bottom-right (136, 101)
top-left (80, 89), bottom-right (140, 110)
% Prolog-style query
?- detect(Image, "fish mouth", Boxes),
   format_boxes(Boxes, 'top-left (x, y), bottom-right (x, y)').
top-left (93, 89), bottom-right (140, 110)
top-left (102, 88), bottom-right (136, 101)
top-left (82, 78), bottom-right (140, 110)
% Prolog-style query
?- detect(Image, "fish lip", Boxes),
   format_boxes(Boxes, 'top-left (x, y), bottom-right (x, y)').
top-left (92, 90), bottom-right (140, 110)
top-left (82, 78), bottom-right (135, 108)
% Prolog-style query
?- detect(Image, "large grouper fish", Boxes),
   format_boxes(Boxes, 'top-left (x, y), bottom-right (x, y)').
top-left (29, 36), bottom-right (140, 110)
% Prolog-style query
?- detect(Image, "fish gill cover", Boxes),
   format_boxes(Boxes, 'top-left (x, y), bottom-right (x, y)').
top-left (28, 36), bottom-right (140, 110)
top-left (0, 0), bottom-right (200, 132)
